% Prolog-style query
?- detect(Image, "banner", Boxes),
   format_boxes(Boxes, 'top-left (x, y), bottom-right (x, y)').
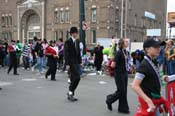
top-left (167, 81), bottom-right (175, 116)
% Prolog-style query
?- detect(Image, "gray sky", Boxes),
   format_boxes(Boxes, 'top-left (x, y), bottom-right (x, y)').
top-left (167, 0), bottom-right (175, 12)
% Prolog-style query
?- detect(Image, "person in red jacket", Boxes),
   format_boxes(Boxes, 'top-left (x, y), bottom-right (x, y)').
top-left (131, 38), bottom-right (169, 116)
top-left (7, 40), bottom-right (19, 75)
top-left (45, 40), bottom-right (58, 81)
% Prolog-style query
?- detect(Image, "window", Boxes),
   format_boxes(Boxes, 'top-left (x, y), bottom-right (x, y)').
top-left (54, 8), bottom-right (59, 22)
top-left (54, 31), bottom-right (58, 40)
top-left (35, 32), bottom-right (40, 38)
top-left (1, 16), bottom-right (5, 26)
top-left (92, 30), bottom-right (96, 43)
top-left (9, 16), bottom-right (12, 25)
top-left (6, 16), bottom-right (9, 26)
top-left (65, 11), bottom-right (70, 23)
top-left (92, 9), bottom-right (97, 22)
top-left (54, 11), bottom-right (58, 22)
top-left (141, 18), bottom-right (145, 27)
top-left (60, 11), bottom-right (64, 23)
top-left (8, 32), bottom-right (12, 40)
top-left (134, 15), bottom-right (137, 26)
top-left (28, 32), bottom-right (35, 38)
top-left (27, 14), bottom-right (40, 27)
top-left (59, 31), bottom-right (63, 38)
top-left (128, 0), bottom-right (132, 10)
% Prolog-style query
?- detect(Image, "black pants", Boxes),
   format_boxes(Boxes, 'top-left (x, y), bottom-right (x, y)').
top-left (58, 55), bottom-right (64, 69)
top-left (0, 57), bottom-right (4, 67)
top-left (46, 59), bottom-right (57, 80)
top-left (8, 53), bottom-right (17, 74)
top-left (69, 64), bottom-right (80, 94)
top-left (106, 72), bottom-right (129, 111)
top-left (95, 60), bottom-right (102, 71)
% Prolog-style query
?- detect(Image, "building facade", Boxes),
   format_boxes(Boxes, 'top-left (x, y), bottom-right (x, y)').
top-left (0, 0), bottom-right (167, 44)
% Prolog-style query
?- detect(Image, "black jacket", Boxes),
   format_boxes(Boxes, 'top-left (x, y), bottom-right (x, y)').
top-left (64, 38), bottom-right (82, 65)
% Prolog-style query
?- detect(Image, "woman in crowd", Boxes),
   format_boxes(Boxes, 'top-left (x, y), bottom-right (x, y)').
top-left (105, 39), bottom-right (130, 114)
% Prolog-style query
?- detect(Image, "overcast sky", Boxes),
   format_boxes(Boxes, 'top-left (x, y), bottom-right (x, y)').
top-left (167, 0), bottom-right (175, 12)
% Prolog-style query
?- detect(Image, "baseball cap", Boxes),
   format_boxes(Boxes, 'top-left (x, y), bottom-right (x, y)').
top-left (143, 38), bottom-right (161, 49)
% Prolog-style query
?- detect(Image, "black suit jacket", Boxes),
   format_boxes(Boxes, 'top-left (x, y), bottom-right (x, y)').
top-left (64, 38), bottom-right (82, 65)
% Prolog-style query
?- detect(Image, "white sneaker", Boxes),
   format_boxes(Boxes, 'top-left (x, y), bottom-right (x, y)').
top-left (40, 71), bottom-right (44, 74)
top-left (99, 71), bottom-right (102, 75)
top-left (64, 71), bottom-right (68, 73)
top-left (68, 79), bottom-right (71, 84)
top-left (31, 67), bottom-right (34, 72)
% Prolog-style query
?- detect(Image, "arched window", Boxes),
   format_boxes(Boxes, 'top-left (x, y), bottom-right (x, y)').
top-left (91, 5), bottom-right (97, 22)
top-left (65, 7), bottom-right (70, 23)
top-left (60, 8), bottom-right (64, 23)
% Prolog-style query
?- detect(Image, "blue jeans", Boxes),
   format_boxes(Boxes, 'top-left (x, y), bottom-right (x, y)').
top-left (168, 60), bottom-right (175, 75)
top-left (23, 56), bottom-right (30, 69)
top-left (43, 56), bottom-right (47, 68)
top-left (33, 57), bottom-right (44, 72)
top-left (4, 54), bottom-right (9, 66)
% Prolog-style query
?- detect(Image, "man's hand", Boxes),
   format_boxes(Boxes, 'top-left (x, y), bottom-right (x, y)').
top-left (53, 55), bottom-right (58, 58)
top-left (163, 75), bottom-right (169, 82)
top-left (66, 65), bottom-right (70, 70)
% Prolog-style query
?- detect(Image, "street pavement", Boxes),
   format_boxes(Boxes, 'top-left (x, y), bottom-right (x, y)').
top-left (0, 67), bottom-right (166, 116)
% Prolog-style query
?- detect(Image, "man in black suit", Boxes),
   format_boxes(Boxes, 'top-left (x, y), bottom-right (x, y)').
top-left (64, 27), bottom-right (82, 102)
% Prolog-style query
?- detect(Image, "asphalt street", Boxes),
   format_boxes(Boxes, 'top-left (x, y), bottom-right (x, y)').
top-left (0, 67), bottom-right (166, 116)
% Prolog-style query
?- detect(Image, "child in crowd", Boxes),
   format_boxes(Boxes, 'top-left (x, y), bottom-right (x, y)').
top-left (131, 38), bottom-right (169, 116)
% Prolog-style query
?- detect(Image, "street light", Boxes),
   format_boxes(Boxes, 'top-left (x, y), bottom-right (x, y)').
top-left (120, 0), bottom-right (124, 38)
top-left (79, 0), bottom-right (86, 55)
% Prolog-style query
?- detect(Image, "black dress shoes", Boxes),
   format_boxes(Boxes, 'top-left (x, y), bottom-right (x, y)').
top-left (118, 110), bottom-right (130, 114)
top-left (106, 100), bottom-right (112, 111)
top-left (14, 73), bottom-right (19, 75)
top-left (45, 74), bottom-right (48, 79)
top-left (67, 93), bottom-right (78, 102)
top-left (51, 79), bottom-right (56, 81)
top-left (0, 87), bottom-right (2, 90)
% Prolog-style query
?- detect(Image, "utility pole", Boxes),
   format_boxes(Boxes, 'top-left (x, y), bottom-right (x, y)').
top-left (120, 0), bottom-right (124, 39)
top-left (79, 0), bottom-right (86, 54)
top-left (124, 0), bottom-right (128, 38)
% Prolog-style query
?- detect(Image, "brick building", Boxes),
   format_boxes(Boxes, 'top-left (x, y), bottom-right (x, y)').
top-left (0, 0), bottom-right (167, 44)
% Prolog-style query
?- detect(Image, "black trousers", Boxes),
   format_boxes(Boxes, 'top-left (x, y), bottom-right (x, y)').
top-left (46, 59), bottom-right (57, 80)
top-left (58, 55), bottom-right (64, 68)
top-left (106, 72), bottom-right (129, 111)
top-left (0, 56), bottom-right (4, 67)
top-left (69, 64), bottom-right (80, 94)
top-left (95, 60), bottom-right (102, 71)
top-left (8, 53), bottom-right (17, 74)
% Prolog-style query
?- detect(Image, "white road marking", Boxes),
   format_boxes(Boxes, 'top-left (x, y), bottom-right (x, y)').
top-left (99, 81), bottom-right (107, 85)
top-left (21, 79), bottom-right (37, 81)
top-left (0, 81), bottom-right (13, 86)
top-left (87, 73), bottom-right (96, 76)
top-left (37, 86), bottom-right (43, 89)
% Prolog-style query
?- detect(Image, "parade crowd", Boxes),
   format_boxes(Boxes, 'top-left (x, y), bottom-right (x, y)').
top-left (0, 26), bottom-right (175, 115)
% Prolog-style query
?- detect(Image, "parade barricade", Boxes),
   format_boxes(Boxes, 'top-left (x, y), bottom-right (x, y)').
top-left (167, 81), bottom-right (175, 116)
